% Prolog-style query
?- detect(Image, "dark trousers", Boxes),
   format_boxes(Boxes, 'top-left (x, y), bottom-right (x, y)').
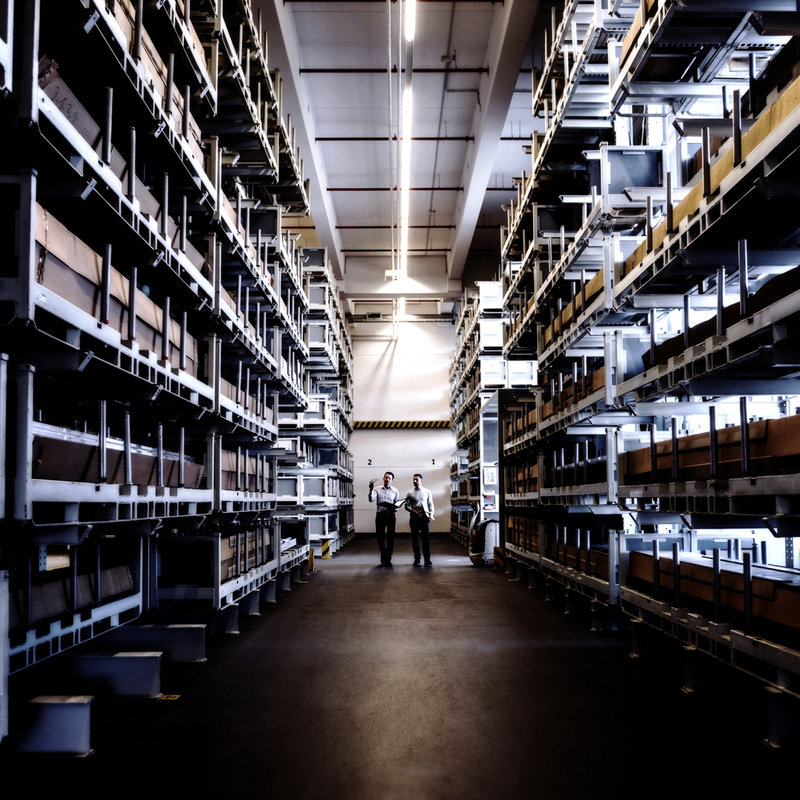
top-left (376, 513), bottom-right (396, 561)
top-left (410, 514), bottom-right (431, 563)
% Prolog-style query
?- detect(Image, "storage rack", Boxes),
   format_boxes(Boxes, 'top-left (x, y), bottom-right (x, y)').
top-left (500, 0), bottom-right (800, 699)
top-left (0, 0), bottom-right (343, 742)
top-left (275, 246), bottom-right (354, 557)
top-left (448, 282), bottom-right (535, 547)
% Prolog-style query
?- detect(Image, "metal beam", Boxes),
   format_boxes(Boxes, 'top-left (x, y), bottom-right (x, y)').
top-left (316, 136), bottom-right (474, 141)
top-left (328, 186), bottom-right (463, 191)
top-left (685, 379), bottom-right (800, 395)
top-left (299, 67), bottom-right (488, 74)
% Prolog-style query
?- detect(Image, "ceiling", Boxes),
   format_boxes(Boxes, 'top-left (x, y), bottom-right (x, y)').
top-left (256, 0), bottom-right (540, 313)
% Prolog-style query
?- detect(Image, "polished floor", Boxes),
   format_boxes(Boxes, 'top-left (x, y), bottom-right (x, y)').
top-left (2, 534), bottom-right (796, 797)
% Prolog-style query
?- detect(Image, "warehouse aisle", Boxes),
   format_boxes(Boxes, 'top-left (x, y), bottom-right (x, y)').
top-left (2, 535), bottom-right (794, 798)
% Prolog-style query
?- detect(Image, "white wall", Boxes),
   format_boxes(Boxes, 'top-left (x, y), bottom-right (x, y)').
top-left (351, 320), bottom-right (457, 534)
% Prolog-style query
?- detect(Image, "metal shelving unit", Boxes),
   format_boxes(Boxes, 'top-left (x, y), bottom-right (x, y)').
top-left (501, 0), bottom-right (800, 712)
top-left (449, 282), bottom-right (535, 548)
top-left (0, 0), bottom-right (345, 745)
top-left (275, 245), bottom-right (354, 558)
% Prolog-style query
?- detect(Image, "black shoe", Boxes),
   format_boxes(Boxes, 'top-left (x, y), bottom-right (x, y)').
top-left (413, 560), bottom-right (420, 566)
top-left (385, 559), bottom-right (392, 567)
top-left (424, 560), bottom-right (433, 567)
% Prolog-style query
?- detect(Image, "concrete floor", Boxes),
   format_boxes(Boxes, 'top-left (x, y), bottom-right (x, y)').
top-left (2, 534), bottom-right (796, 797)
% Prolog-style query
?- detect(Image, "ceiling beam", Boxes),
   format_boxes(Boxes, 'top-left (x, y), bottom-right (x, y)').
top-left (256, 0), bottom-right (346, 280)
top-left (299, 67), bottom-right (488, 74)
top-left (447, 0), bottom-right (539, 282)
top-left (316, 136), bottom-right (474, 142)
top-left (328, 186), bottom-right (463, 191)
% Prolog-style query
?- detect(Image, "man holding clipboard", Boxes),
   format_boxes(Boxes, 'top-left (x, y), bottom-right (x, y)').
top-left (368, 472), bottom-right (401, 567)
top-left (404, 474), bottom-right (435, 567)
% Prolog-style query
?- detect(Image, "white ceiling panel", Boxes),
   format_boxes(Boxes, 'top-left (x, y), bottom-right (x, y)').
top-left (256, 0), bottom-right (538, 293)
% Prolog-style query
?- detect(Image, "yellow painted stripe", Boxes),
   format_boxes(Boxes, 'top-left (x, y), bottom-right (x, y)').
top-left (353, 421), bottom-right (450, 429)
top-left (321, 540), bottom-right (331, 558)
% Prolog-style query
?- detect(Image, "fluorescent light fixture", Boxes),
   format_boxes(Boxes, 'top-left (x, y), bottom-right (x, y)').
top-left (399, 0), bottom-right (416, 280)
top-left (399, 86), bottom-right (413, 279)
top-left (405, 0), bottom-right (416, 41)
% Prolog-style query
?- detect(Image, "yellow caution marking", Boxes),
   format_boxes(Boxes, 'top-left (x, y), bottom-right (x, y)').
top-left (354, 420), bottom-right (450, 429)
top-left (321, 540), bottom-right (331, 558)
top-left (160, 695), bottom-right (181, 700)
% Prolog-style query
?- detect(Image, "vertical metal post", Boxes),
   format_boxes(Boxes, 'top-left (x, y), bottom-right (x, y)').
top-left (179, 426), bottom-right (185, 488)
top-left (20, 0), bottom-right (42, 125)
top-left (128, 127), bottom-right (137, 200)
top-left (716, 267), bottom-right (725, 336)
top-left (740, 396), bottom-right (750, 477)
top-left (709, 405), bottom-right (718, 479)
top-left (702, 126), bottom-right (711, 197)
top-left (733, 89), bottom-right (742, 166)
top-left (123, 411), bottom-right (132, 485)
top-left (666, 171), bottom-right (674, 233)
top-left (649, 423), bottom-right (658, 482)
top-left (180, 195), bottom-right (188, 253)
top-left (12, 366), bottom-right (35, 522)
top-left (652, 540), bottom-right (660, 599)
top-left (157, 423), bottom-right (164, 487)
top-left (180, 311), bottom-right (187, 371)
top-left (165, 53), bottom-right (175, 117)
top-left (133, 0), bottom-right (144, 61)
top-left (128, 265), bottom-right (138, 342)
top-left (236, 361), bottom-right (243, 407)
top-left (583, 440), bottom-right (590, 484)
top-left (738, 239), bottom-right (749, 319)
top-left (646, 195), bottom-right (653, 252)
top-left (184, 0), bottom-right (191, 24)
top-left (161, 295), bottom-right (171, 362)
top-left (99, 400), bottom-right (107, 484)
top-left (585, 529), bottom-right (591, 574)
top-left (683, 294), bottom-right (691, 350)
top-left (183, 85), bottom-right (191, 140)
top-left (672, 542), bottom-right (680, 606)
top-left (743, 550), bottom-right (752, 632)
top-left (649, 308), bottom-right (657, 363)
top-left (101, 243), bottom-right (112, 324)
top-left (712, 548), bottom-right (721, 619)
top-left (160, 172), bottom-right (169, 239)
top-left (748, 52), bottom-right (757, 115)
top-left (671, 417), bottom-right (679, 481)
top-left (236, 447), bottom-right (242, 492)
top-left (103, 87), bottom-right (113, 165)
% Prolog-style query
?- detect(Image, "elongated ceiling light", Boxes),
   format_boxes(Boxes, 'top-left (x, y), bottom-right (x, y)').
top-left (399, 0), bottom-right (416, 280)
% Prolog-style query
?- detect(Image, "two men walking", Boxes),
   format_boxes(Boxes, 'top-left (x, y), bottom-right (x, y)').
top-left (368, 473), bottom-right (435, 567)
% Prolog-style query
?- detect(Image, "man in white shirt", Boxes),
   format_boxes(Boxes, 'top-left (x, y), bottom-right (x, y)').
top-left (404, 473), bottom-right (435, 567)
top-left (368, 472), bottom-right (400, 567)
